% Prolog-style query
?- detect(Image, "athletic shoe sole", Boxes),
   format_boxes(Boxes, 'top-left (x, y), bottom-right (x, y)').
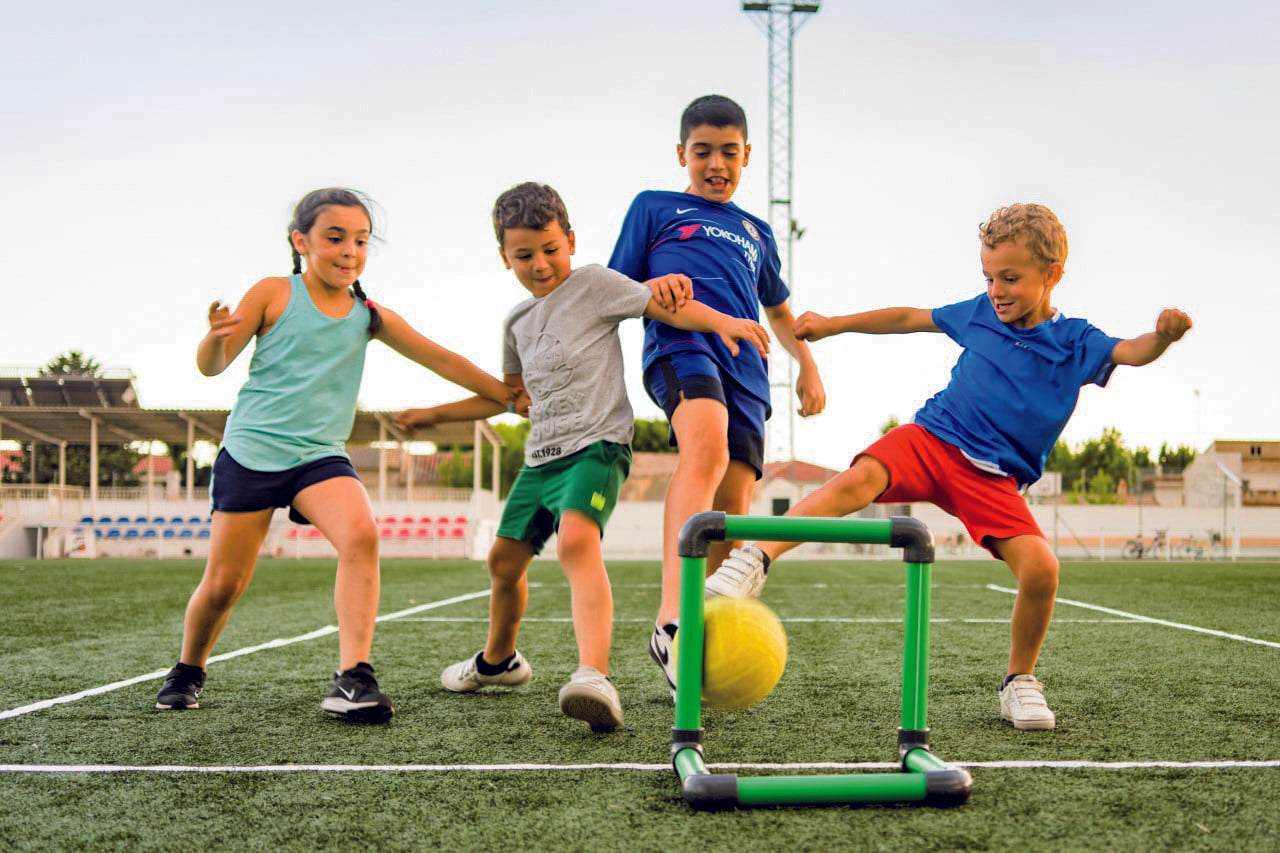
top-left (321, 697), bottom-right (394, 724)
top-left (558, 686), bottom-right (623, 732)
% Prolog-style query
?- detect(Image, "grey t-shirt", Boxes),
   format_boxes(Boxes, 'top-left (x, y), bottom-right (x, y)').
top-left (503, 263), bottom-right (652, 467)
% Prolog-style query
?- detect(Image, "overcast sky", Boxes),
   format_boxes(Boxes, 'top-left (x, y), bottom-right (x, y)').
top-left (4, 1), bottom-right (1276, 469)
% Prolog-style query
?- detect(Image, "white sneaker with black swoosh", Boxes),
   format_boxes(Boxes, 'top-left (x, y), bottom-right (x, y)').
top-left (321, 662), bottom-right (394, 724)
top-left (648, 622), bottom-right (678, 699)
top-left (440, 650), bottom-right (532, 692)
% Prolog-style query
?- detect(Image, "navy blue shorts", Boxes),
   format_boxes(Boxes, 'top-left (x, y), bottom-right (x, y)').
top-left (210, 448), bottom-right (359, 525)
top-left (643, 351), bottom-right (767, 478)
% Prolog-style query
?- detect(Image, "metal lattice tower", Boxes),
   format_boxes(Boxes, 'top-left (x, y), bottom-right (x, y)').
top-left (742, 1), bottom-right (819, 463)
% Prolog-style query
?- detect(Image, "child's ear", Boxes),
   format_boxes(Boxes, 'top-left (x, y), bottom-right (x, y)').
top-left (742, 142), bottom-right (751, 167)
top-left (290, 229), bottom-right (307, 255)
top-left (676, 143), bottom-right (686, 167)
top-left (1045, 262), bottom-right (1064, 288)
top-left (497, 246), bottom-right (512, 270)
top-left (567, 230), bottom-right (576, 255)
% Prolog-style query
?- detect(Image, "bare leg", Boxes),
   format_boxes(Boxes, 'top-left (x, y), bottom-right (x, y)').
top-left (754, 457), bottom-right (891, 563)
top-left (658, 398), bottom-right (730, 624)
top-left (990, 534), bottom-right (1059, 675)
top-left (556, 511), bottom-right (612, 673)
top-left (706, 459), bottom-right (758, 573)
top-left (483, 536), bottom-right (535, 663)
top-left (179, 509), bottom-right (274, 667)
top-left (292, 476), bottom-right (380, 671)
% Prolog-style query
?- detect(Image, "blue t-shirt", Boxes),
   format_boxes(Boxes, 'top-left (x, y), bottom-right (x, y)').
top-left (608, 190), bottom-right (788, 406)
top-left (913, 293), bottom-right (1122, 488)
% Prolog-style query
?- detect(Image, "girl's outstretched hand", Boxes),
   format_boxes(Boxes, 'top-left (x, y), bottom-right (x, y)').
top-left (207, 301), bottom-right (241, 338)
top-left (793, 311), bottom-right (837, 342)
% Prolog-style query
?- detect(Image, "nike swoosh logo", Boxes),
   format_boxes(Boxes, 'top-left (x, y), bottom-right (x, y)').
top-left (676, 207), bottom-right (696, 214)
top-left (336, 685), bottom-right (357, 700)
top-left (653, 641), bottom-right (669, 665)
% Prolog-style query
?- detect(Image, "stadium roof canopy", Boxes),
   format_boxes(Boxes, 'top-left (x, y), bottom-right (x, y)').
top-left (0, 374), bottom-right (496, 448)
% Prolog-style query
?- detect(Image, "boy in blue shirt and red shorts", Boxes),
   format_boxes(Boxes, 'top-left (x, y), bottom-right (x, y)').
top-left (609, 95), bottom-right (826, 695)
top-left (706, 202), bottom-right (1192, 729)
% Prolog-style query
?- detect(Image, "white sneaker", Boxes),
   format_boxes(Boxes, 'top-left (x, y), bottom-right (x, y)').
top-left (440, 650), bottom-right (532, 693)
top-left (648, 622), bottom-right (677, 699)
top-left (705, 545), bottom-right (768, 598)
top-left (1000, 674), bottom-right (1056, 730)
top-left (558, 666), bottom-right (623, 732)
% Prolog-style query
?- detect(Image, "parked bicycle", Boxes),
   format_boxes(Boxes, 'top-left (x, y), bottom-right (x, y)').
top-left (1122, 528), bottom-right (1168, 559)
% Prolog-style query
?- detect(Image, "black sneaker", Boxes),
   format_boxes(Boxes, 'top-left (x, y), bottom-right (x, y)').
top-left (321, 662), bottom-right (394, 724)
top-left (155, 662), bottom-right (205, 710)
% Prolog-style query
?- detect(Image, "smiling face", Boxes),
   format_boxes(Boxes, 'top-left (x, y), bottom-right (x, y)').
top-left (677, 123), bottom-right (750, 204)
top-left (290, 204), bottom-right (370, 291)
top-left (499, 220), bottom-right (576, 298)
top-left (980, 239), bottom-right (1062, 328)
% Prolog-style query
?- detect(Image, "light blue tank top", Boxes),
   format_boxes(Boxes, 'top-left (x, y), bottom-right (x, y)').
top-left (221, 274), bottom-right (371, 471)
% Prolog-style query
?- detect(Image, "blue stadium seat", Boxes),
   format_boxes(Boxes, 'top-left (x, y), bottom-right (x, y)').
top-left (142, 529), bottom-right (158, 539)
top-left (124, 530), bottom-right (139, 539)
top-left (94, 529), bottom-right (103, 538)
top-left (170, 516), bottom-right (186, 524)
top-left (106, 529), bottom-right (121, 539)
top-left (178, 529), bottom-right (194, 539)
top-left (197, 529), bottom-right (211, 539)
top-left (188, 516), bottom-right (202, 524)
top-left (80, 516), bottom-right (95, 524)
top-left (116, 516), bottom-right (131, 523)
top-left (152, 516), bottom-right (166, 524)
top-left (162, 529), bottom-right (176, 539)
top-left (98, 516), bottom-right (113, 524)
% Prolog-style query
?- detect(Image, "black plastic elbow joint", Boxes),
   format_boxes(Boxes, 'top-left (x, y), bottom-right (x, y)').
top-left (890, 516), bottom-right (935, 563)
top-left (677, 511), bottom-right (727, 558)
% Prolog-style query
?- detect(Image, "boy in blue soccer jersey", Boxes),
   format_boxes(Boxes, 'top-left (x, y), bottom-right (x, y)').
top-left (706, 203), bottom-right (1192, 730)
top-left (609, 94), bottom-right (826, 695)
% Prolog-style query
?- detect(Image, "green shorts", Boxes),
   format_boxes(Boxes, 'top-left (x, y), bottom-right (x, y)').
top-left (497, 440), bottom-right (632, 555)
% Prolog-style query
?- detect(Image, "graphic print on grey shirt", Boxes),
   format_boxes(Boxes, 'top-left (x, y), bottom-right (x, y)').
top-left (502, 264), bottom-right (652, 467)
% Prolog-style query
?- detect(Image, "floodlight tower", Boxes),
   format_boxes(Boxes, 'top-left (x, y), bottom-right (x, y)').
top-left (742, 1), bottom-right (819, 463)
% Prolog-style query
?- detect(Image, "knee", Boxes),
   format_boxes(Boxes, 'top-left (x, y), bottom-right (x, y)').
top-left (200, 571), bottom-right (249, 610)
top-left (338, 518), bottom-right (379, 560)
top-left (487, 550), bottom-right (526, 586)
top-left (676, 433), bottom-right (729, 477)
top-left (555, 522), bottom-right (599, 565)
top-left (1014, 554), bottom-right (1059, 596)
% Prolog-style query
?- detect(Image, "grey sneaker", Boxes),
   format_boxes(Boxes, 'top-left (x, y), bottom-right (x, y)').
top-left (705, 545), bottom-right (768, 598)
top-left (441, 650), bottom-right (532, 692)
top-left (648, 622), bottom-right (677, 699)
top-left (558, 666), bottom-right (623, 732)
top-left (1000, 674), bottom-right (1056, 730)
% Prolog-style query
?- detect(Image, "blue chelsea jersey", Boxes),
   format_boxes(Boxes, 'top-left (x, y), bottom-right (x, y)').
top-left (608, 190), bottom-right (788, 405)
top-left (914, 293), bottom-right (1122, 488)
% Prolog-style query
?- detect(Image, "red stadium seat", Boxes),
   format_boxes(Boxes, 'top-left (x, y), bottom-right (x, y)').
top-left (415, 527), bottom-right (432, 539)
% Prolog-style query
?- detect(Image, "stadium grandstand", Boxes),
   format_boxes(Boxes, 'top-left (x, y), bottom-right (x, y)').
top-left (0, 368), bottom-right (501, 560)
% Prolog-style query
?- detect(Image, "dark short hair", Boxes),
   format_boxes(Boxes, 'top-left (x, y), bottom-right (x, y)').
top-left (491, 182), bottom-right (572, 245)
top-left (680, 94), bottom-right (748, 145)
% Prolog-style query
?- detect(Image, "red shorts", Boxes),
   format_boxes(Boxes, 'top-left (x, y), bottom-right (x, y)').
top-left (857, 424), bottom-right (1044, 558)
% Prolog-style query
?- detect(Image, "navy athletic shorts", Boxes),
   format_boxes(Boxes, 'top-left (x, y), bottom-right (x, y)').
top-left (210, 448), bottom-right (358, 525)
top-left (643, 351), bottom-right (767, 478)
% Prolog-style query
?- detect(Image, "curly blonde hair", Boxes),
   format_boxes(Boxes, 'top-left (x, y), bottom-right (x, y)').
top-left (978, 203), bottom-right (1068, 271)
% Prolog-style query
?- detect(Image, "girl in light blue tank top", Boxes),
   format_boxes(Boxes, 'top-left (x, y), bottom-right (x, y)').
top-left (155, 188), bottom-right (514, 723)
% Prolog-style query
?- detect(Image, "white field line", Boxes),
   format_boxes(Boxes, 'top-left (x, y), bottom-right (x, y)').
top-left (986, 584), bottom-right (1280, 648)
top-left (0, 588), bottom-right (491, 721)
top-left (398, 616), bottom-right (1140, 624)
top-left (1, 760), bottom-right (1277, 774)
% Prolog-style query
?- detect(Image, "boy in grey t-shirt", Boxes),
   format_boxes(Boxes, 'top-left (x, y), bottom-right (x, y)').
top-left (396, 182), bottom-right (768, 731)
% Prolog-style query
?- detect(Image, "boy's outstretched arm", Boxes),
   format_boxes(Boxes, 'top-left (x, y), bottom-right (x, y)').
top-left (1109, 308), bottom-right (1193, 366)
top-left (396, 375), bottom-right (527, 435)
top-left (764, 302), bottom-right (825, 417)
top-left (643, 298), bottom-right (770, 358)
top-left (375, 306), bottom-right (514, 406)
top-left (794, 306), bottom-right (939, 341)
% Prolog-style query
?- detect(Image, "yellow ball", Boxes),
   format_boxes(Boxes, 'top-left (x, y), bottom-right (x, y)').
top-left (676, 596), bottom-right (788, 710)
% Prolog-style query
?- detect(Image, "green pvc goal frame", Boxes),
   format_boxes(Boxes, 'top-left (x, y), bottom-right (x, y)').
top-left (671, 511), bottom-right (973, 809)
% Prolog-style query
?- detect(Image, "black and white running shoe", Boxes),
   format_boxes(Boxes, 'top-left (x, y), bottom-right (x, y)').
top-left (155, 662), bottom-right (205, 710)
top-left (321, 662), bottom-right (394, 724)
